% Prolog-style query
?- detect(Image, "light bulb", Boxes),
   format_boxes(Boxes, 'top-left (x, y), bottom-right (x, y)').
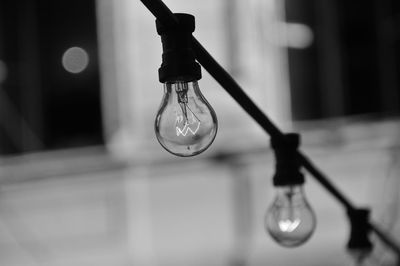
top-left (264, 185), bottom-right (316, 247)
top-left (155, 80), bottom-right (217, 157)
top-left (154, 13), bottom-right (218, 156)
top-left (348, 249), bottom-right (371, 266)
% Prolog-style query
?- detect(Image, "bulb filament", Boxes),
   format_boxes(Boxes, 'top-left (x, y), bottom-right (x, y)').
top-left (279, 186), bottom-right (300, 232)
top-left (175, 83), bottom-right (201, 137)
top-left (176, 115), bottom-right (200, 136)
top-left (278, 219), bottom-right (300, 232)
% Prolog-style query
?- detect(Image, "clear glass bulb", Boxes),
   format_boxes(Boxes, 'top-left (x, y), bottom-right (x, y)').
top-left (155, 80), bottom-right (218, 157)
top-left (264, 185), bottom-right (316, 247)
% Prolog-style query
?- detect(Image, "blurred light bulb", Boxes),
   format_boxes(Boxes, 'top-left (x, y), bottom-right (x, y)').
top-left (264, 185), bottom-right (316, 247)
top-left (348, 249), bottom-right (372, 266)
top-left (155, 80), bottom-right (217, 157)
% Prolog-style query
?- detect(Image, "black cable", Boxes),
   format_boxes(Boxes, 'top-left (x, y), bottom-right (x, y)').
top-left (298, 153), bottom-right (355, 211)
top-left (139, 0), bottom-right (400, 256)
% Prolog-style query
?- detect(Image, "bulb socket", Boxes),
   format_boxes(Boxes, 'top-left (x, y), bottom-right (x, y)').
top-left (271, 133), bottom-right (305, 186)
top-left (156, 13), bottom-right (201, 83)
top-left (347, 208), bottom-right (373, 251)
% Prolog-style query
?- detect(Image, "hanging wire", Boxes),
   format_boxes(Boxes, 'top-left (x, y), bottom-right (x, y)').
top-left (139, 0), bottom-right (400, 257)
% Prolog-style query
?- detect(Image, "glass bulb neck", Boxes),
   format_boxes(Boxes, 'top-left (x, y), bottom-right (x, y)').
top-left (276, 185), bottom-right (303, 194)
top-left (274, 186), bottom-right (304, 204)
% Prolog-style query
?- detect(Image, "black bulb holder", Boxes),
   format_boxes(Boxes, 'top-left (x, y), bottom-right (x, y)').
top-left (347, 208), bottom-right (373, 252)
top-left (271, 133), bottom-right (305, 187)
top-left (156, 13), bottom-right (201, 83)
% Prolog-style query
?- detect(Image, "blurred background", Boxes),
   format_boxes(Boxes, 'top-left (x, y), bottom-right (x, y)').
top-left (0, 0), bottom-right (400, 265)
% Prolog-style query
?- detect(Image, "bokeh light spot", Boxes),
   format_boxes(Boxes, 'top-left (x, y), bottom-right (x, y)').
top-left (62, 47), bottom-right (89, 74)
top-left (286, 23), bottom-right (314, 49)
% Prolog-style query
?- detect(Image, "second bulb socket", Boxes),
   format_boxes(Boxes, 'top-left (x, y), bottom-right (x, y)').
top-left (271, 133), bottom-right (305, 186)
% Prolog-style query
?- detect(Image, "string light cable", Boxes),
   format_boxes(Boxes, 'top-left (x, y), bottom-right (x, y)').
top-left (139, 0), bottom-right (400, 256)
